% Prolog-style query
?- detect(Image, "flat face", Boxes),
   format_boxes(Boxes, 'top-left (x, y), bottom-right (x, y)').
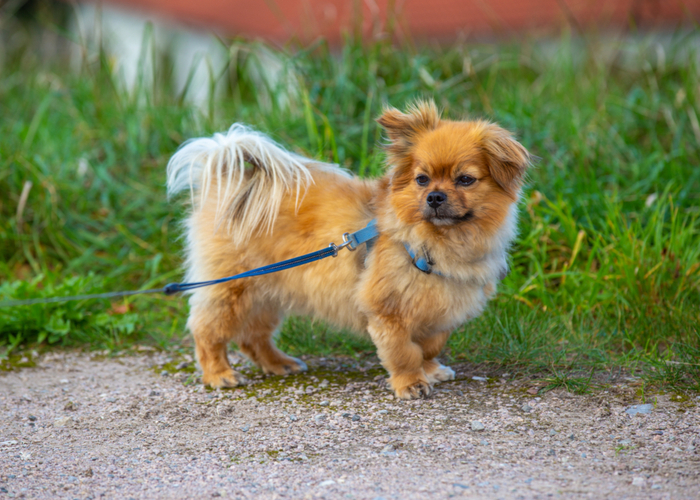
top-left (389, 121), bottom-right (516, 235)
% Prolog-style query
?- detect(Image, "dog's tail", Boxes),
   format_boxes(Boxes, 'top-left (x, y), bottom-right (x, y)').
top-left (166, 124), bottom-right (314, 242)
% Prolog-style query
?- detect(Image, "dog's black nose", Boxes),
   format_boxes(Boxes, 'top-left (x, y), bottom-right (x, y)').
top-left (426, 191), bottom-right (447, 209)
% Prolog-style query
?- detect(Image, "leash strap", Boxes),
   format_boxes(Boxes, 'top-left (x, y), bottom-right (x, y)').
top-left (0, 221), bottom-right (381, 308)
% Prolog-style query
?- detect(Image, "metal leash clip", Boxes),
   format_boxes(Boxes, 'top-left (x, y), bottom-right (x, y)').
top-left (329, 232), bottom-right (357, 257)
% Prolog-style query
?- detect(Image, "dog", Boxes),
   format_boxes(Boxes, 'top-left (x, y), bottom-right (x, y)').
top-left (166, 100), bottom-right (531, 399)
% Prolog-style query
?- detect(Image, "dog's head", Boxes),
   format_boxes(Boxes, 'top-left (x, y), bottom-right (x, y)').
top-left (378, 100), bottom-right (531, 235)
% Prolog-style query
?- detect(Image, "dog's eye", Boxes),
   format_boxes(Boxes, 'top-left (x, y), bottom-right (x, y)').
top-left (415, 175), bottom-right (430, 186)
top-left (457, 175), bottom-right (476, 186)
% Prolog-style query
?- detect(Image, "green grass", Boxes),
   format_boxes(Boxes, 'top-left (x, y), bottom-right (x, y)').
top-left (1, 11), bottom-right (699, 392)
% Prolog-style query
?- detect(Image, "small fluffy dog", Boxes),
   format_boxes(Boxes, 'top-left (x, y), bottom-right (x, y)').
top-left (167, 100), bottom-right (530, 399)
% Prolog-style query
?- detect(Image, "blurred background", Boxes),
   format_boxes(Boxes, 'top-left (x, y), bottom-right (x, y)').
top-left (1, 0), bottom-right (699, 391)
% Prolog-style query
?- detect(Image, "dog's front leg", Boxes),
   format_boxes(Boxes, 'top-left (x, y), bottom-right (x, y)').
top-left (417, 331), bottom-right (456, 386)
top-left (367, 318), bottom-right (431, 400)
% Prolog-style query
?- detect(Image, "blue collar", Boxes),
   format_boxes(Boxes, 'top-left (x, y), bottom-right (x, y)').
top-left (351, 219), bottom-right (440, 276)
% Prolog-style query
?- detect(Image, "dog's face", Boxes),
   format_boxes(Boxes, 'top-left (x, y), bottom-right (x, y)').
top-left (378, 102), bottom-right (530, 235)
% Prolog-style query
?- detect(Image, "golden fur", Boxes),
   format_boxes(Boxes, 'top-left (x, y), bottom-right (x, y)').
top-left (167, 100), bottom-right (531, 399)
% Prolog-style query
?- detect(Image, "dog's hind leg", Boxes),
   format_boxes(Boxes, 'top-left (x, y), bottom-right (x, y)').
top-left (418, 331), bottom-right (456, 386)
top-left (235, 306), bottom-right (307, 376)
top-left (188, 285), bottom-right (251, 389)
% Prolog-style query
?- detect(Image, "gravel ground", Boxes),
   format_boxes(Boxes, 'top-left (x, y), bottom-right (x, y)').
top-left (1, 351), bottom-right (699, 499)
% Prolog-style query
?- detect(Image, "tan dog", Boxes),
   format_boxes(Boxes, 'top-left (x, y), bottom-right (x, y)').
top-left (167, 100), bottom-right (531, 399)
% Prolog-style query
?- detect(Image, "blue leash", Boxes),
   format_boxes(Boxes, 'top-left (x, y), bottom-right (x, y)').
top-left (0, 221), bottom-right (380, 308)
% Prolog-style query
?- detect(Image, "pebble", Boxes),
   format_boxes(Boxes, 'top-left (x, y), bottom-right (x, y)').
top-left (521, 404), bottom-right (532, 413)
top-left (351, 415), bottom-right (361, 422)
top-left (318, 480), bottom-right (336, 487)
top-left (176, 362), bottom-right (190, 370)
top-left (381, 444), bottom-right (397, 456)
top-left (471, 421), bottom-right (485, 431)
top-left (632, 477), bottom-right (646, 487)
top-left (319, 401), bottom-right (330, 407)
top-left (319, 380), bottom-right (330, 388)
top-left (54, 416), bottom-right (74, 428)
top-left (314, 414), bottom-right (327, 423)
top-left (625, 404), bottom-right (653, 416)
top-left (472, 376), bottom-right (487, 382)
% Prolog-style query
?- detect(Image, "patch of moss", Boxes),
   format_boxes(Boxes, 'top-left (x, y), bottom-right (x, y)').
top-left (0, 353), bottom-right (36, 371)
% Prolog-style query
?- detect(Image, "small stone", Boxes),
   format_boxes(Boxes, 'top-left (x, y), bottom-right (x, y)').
top-left (319, 401), bottom-right (330, 407)
top-left (548, 429), bottom-right (557, 436)
top-left (149, 390), bottom-right (160, 397)
top-left (547, 449), bottom-right (556, 456)
top-left (106, 397), bottom-right (116, 403)
top-left (632, 477), bottom-right (646, 487)
top-left (472, 376), bottom-right (487, 382)
top-left (64, 401), bottom-right (77, 411)
top-left (625, 404), bottom-right (653, 416)
top-left (521, 404), bottom-right (532, 413)
top-left (318, 480), bottom-right (336, 487)
top-left (319, 380), bottom-right (330, 388)
top-left (54, 416), bottom-right (74, 428)
top-left (314, 414), bottom-right (327, 423)
top-left (176, 361), bottom-right (190, 370)
top-left (27, 415), bottom-right (37, 422)
top-left (381, 443), bottom-right (397, 456)
top-left (619, 439), bottom-right (632, 446)
top-left (479, 440), bottom-right (489, 446)
top-left (351, 414), bottom-right (361, 422)
top-left (471, 421), bottom-right (485, 431)
top-left (651, 484), bottom-right (662, 490)
top-left (160, 371), bottom-right (169, 377)
top-left (240, 425), bottom-right (250, 432)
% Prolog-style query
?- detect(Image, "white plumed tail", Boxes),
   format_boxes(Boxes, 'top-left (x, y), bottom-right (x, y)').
top-left (166, 124), bottom-right (314, 242)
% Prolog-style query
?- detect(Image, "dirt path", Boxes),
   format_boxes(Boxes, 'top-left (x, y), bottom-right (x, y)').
top-left (0, 351), bottom-right (698, 499)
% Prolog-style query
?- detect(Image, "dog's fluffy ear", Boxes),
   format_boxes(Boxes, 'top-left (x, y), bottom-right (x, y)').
top-left (377, 100), bottom-right (440, 165)
top-left (482, 125), bottom-right (531, 197)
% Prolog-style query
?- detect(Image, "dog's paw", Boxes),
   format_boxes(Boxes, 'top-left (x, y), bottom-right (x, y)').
top-left (425, 363), bottom-right (456, 385)
top-left (202, 369), bottom-right (246, 388)
top-left (262, 356), bottom-right (308, 376)
top-left (393, 378), bottom-right (432, 400)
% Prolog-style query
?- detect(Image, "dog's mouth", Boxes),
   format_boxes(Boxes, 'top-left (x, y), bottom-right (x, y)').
top-left (429, 209), bottom-right (474, 226)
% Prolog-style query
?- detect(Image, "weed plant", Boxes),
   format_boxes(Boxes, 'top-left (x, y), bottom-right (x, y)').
top-left (0, 11), bottom-right (698, 391)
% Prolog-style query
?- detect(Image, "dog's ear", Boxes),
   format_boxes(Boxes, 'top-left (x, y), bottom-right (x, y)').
top-left (482, 124), bottom-right (531, 197)
top-left (377, 100), bottom-right (440, 164)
